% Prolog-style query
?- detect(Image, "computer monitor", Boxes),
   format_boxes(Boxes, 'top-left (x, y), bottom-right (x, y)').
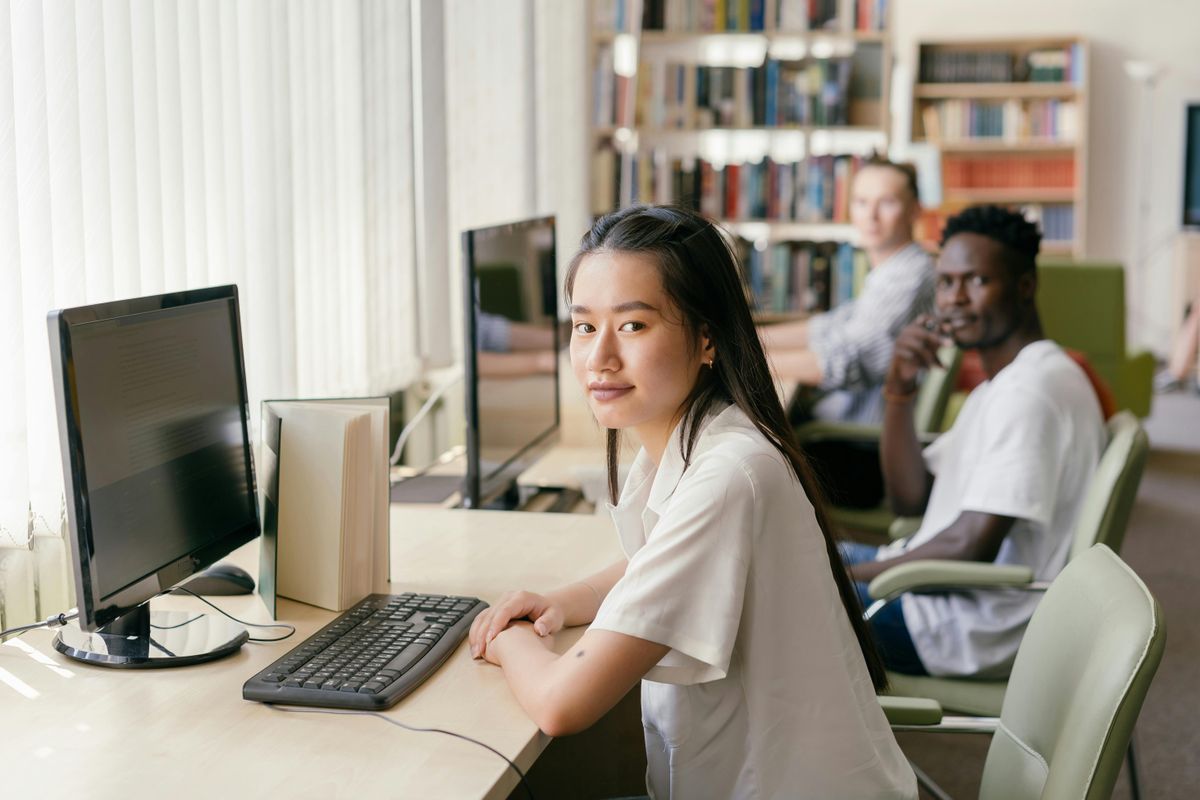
top-left (1185, 104), bottom-right (1200, 228)
top-left (461, 216), bottom-right (560, 509)
top-left (47, 285), bottom-right (259, 667)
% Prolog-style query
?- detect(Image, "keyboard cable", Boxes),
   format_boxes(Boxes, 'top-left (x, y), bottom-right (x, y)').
top-left (178, 589), bottom-right (536, 797)
top-left (264, 704), bottom-right (536, 800)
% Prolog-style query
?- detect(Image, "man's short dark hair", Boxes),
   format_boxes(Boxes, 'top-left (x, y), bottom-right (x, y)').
top-left (862, 153), bottom-right (920, 203)
top-left (940, 205), bottom-right (1042, 277)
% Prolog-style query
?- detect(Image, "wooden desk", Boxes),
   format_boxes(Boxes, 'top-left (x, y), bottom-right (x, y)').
top-left (0, 507), bottom-right (621, 799)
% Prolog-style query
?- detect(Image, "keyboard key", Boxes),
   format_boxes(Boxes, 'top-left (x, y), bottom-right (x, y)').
top-left (383, 642), bottom-right (431, 674)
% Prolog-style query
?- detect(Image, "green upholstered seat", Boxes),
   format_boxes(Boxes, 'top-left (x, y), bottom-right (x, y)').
top-left (883, 545), bottom-right (1165, 800)
top-left (1036, 260), bottom-right (1155, 418)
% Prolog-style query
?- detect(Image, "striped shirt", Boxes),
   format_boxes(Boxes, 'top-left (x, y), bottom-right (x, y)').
top-left (807, 242), bottom-right (935, 424)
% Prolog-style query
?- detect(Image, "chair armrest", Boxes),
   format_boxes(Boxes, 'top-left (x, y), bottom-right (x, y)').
top-left (867, 560), bottom-right (1035, 601)
top-left (887, 516), bottom-right (922, 541)
top-left (879, 695), bottom-right (943, 726)
top-left (794, 420), bottom-right (883, 444)
top-left (795, 420), bottom-right (939, 446)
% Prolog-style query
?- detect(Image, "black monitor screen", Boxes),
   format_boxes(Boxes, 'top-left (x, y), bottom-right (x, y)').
top-left (462, 217), bottom-right (559, 508)
top-left (49, 287), bottom-right (259, 627)
top-left (1186, 104), bottom-right (1200, 228)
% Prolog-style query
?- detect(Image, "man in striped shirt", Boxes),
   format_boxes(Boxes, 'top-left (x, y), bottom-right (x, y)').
top-left (760, 157), bottom-right (935, 425)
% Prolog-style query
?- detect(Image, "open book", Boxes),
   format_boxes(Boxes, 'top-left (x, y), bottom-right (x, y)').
top-left (259, 398), bottom-right (389, 614)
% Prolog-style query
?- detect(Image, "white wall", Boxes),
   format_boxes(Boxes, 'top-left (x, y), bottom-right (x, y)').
top-left (890, 0), bottom-right (1200, 354)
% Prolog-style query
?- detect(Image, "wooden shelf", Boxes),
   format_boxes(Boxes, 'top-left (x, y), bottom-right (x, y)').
top-left (943, 187), bottom-right (1077, 204)
top-left (638, 30), bottom-right (887, 46)
top-left (922, 139), bottom-right (1077, 153)
top-left (753, 310), bottom-right (809, 324)
top-left (914, 82), bottom-right (1080, 99)
top-left (720, 220), bottom-right (856, 243)
top-left (628, 124), bottom-right (887, 137)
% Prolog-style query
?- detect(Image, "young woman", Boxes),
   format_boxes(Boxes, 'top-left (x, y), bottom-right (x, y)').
top-left (468, 205), bottom-right (916, 799)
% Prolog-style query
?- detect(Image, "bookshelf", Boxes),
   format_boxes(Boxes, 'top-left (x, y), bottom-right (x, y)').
top-left (911, 37), bottom-right (1089, 258)
top-left (588, 0), bottom-right (893, 315)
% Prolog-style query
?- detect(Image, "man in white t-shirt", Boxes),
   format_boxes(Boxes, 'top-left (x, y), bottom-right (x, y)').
top-left (840, 205), bottom-right (1106, 678)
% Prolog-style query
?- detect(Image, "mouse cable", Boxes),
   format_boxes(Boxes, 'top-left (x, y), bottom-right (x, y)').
top-left (165, 586), bottom-right (297, 642)
top-left (0, 608), bottom-right (79, 642)
top-left (266, 703), bottom-right (535, 800)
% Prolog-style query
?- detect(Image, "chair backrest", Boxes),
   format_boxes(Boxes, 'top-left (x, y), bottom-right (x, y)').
top-left (1068, 411), bottom-right (1149, 560)
top-left (980, 545), bottom-right (1165, 800)
top-left (913, 346), bottom-right (962, 435)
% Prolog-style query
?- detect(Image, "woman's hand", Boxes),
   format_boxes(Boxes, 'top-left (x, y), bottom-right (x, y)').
top-left (469, 590), bottom-right (565, 660)
top-left (477, 620), bottom-right (546, 667)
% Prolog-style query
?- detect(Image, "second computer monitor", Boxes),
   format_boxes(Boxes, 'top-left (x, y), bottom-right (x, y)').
top-left (461, 216), bottom-right (560, 509)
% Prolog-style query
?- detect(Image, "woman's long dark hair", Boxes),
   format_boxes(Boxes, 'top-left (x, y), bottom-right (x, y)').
top-left (565, 205), bottom-right (888, 692)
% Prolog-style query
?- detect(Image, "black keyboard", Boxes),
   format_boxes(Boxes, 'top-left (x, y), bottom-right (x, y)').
top-left (243, 592), bottom-right (487, 710)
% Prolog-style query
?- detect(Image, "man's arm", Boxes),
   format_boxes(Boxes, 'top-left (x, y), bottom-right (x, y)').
top-left (880, 317), bottom-right (944, 514)
top-left (758, 318), bottom-right (810, 350)
top-left (764, 347), bottom-right (823, 385)
top-left (849, 510), bottom-right (1017, 583)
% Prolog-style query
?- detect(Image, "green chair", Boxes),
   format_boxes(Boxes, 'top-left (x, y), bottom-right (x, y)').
top-left (872, 411), bottom-right (1150, 795)
top-left (796, 347), bottom-right (962, 536)
top-left (1036, 260), bottom-right (1156, 418)
top-left (884, 544), bottom-right (1165, 800)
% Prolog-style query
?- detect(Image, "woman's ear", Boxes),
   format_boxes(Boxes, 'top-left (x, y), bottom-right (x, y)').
top-left (700, 324), bottom-right (715, 365)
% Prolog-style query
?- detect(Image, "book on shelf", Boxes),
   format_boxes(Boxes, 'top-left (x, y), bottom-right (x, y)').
top-left (737, 238), bottom-right (868, 315)
top-left (776, 0), bottom-right (840, 31)
top-left (259, 398), bottom-right (390, 615)
top-left (942, 154), bottom-right (1075, 190)
top-left (593, 44), bottom-right (634, 128)
top-left (854, 0), bottom-right (889, 32)
top-left (604, 149), bottom-right (867, 223)
top-left (634, 59), bottom-right (853, 129)
top-left (640, 0), bottom-right (767, 32)
top-left (920, 98), bottom-right (1078, 143)
top-left (593, 0), bottom-right (633, 33)
top-left (918, 43), bottom-right (1084, 85)
top-left (916, 204), bottom-right (1075, 253)
top-left (591, 146), bottom-right (619, 214)
top-left (1021, 203), bottom-right (1075, 245)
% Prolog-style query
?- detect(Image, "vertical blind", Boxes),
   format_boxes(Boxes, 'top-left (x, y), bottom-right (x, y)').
top-left (0, 0), bottom-right (419, 627)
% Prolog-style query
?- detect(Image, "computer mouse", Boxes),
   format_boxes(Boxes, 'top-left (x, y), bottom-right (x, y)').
top-left (181, 562), bottom-right (256, 596)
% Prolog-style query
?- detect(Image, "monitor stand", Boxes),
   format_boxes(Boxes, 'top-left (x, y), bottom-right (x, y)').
top-left (53, 602), bottom-right (248, 668)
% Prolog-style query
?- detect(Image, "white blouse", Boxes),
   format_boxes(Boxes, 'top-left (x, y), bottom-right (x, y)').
top-left (591, 405), bottom-right (916, 800)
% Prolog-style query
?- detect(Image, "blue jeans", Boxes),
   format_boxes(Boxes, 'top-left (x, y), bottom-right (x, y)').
top-left (837, 541), bottom-right (928, 676)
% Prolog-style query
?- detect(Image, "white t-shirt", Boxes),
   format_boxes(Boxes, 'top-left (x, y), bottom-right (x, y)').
top-left (879, 340), bottom-right (1105, 677)
top-left (591, 405), bottom-right (915, 800)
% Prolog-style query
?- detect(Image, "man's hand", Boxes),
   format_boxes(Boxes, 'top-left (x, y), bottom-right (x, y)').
top-left (886, 314), bottom-right (948, 395)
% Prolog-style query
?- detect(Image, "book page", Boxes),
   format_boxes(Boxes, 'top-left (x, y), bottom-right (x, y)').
top-left (274, 404), bottom-right (358, 610)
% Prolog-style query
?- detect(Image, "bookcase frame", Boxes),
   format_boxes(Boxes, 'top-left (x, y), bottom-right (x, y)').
top-left (910, 37), bottom-right (1089, 258)
top-left (587, 0), bottom-right (894, 246)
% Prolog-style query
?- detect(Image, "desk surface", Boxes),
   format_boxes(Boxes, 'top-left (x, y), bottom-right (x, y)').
top-left (0, 506), bottom-right (620, 799)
